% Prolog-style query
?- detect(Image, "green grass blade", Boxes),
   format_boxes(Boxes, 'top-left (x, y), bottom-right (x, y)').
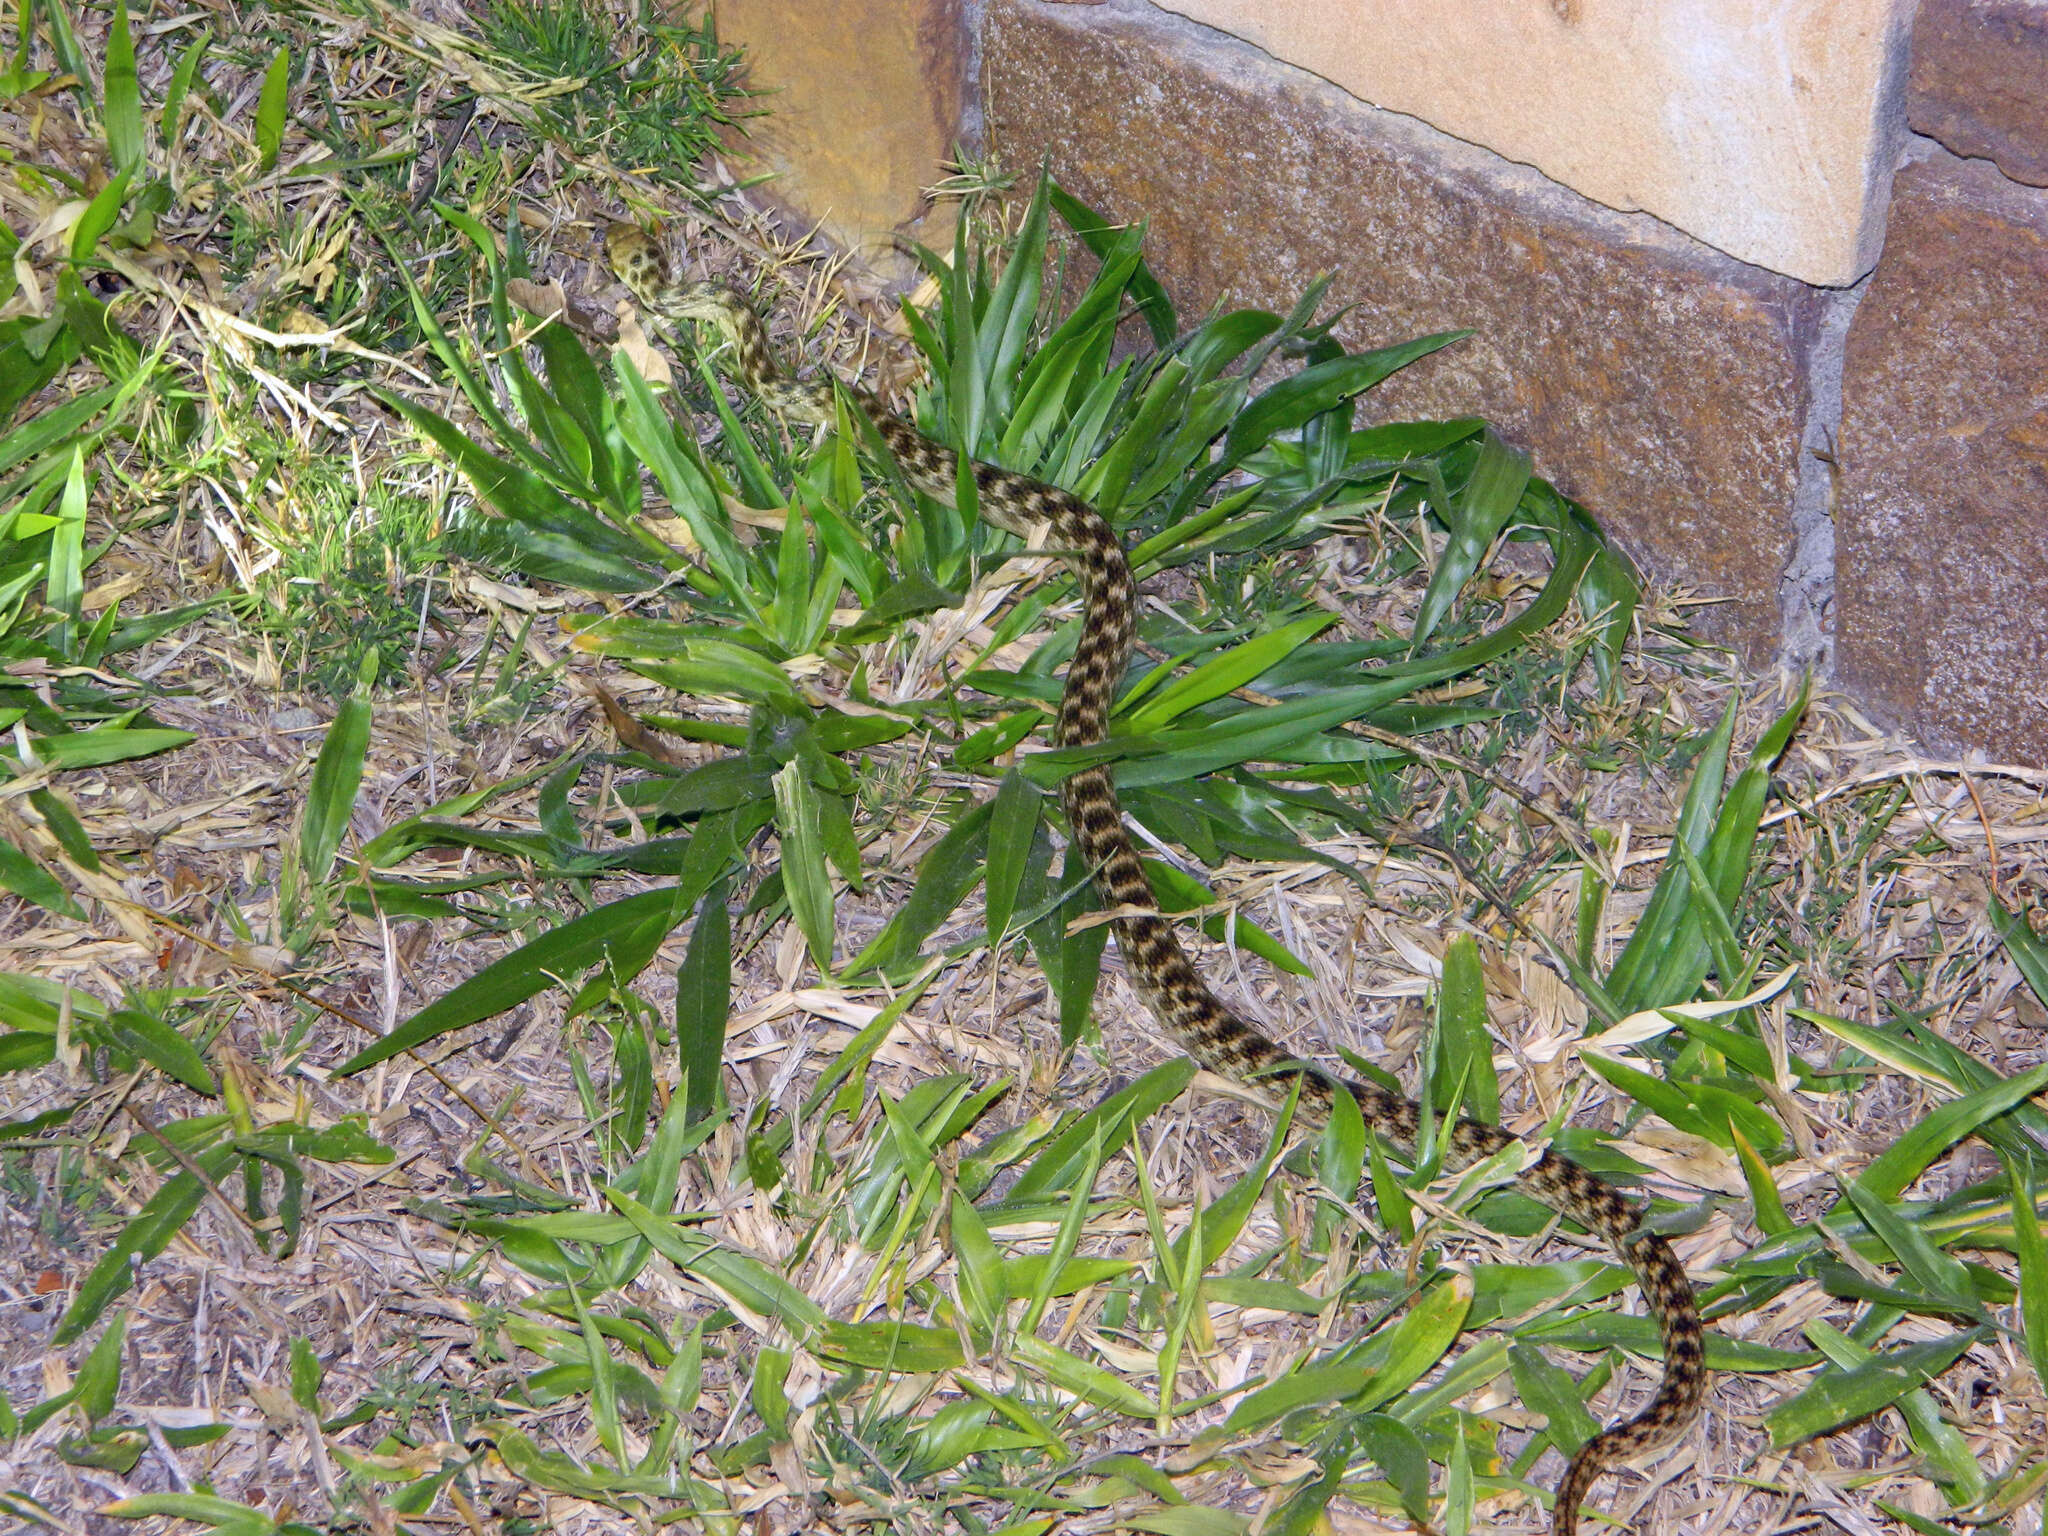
top-left (104, 1006), bottom-right (214, 1095)
top-left (300, 691), bottom-right (370, 886)
top-left (1348, 1271), bottom-right (1474, 1413)
top-left (1353, 1413), bottom-right (1432, 1524)
top-left (1843, 1178), bottom-right (1985, 1316)
top-left (771, 761), bottom-right (836, 974)
top-left (1802, 1322), bottom-right (1988, 1500)
top-left (1017, 1130), bottom-right (1102, 1334)
top-left (1410, 433), bottom-right (1530, 648)
top-left (1508, 1341), bottom-right (1599, 1456)
top-left (1222, 1355), bottom-right (1376, 1436)
top-left (675, 879), bottom-right (731, 1130)
top-left (1602, 692), bottom-right (1737, 1013)
top-left (1178, 333), bottom-right (1469, 516)
top-left (101, 0), bottom-right (141, 173)
top-left (1630, 688), bottom-right (1810, 1011)
top-left (1732, 1125), bottom-right (1793, 1236)
top-left (99, 1494), bottom-right (278, 1530)
top-left (19, 724), bottom-right (194, 771)
top-left (1853, 1061), bottom-right (2048, 1203)
top-left (335, 886), bottom-right (694, 1075)
top-left (1011, 1334), bottom-right (1154, 1418)
top-left (978, 171), bottom-right (1051, 424)
top-left (949, 1190), bottom-right (1004, 1337)
top-left (254, 46), bottom-right (290, 174)
top-left (1052, 843), bottom-right (1109, 1048)
top-left (2003, 1153), bottom-right (2048, 1392)
top-left (983, 769), bottom-right (1041, 945)
top-left (940, 211), bottom-right (987, 454)
top-left (1075, 356), bottom-right (1189, 514)
top-left (56, 1168), bottom-right (209, 1343)
top-left (381, 391), bottom-right (659, 591)
top-left (1444, 1424), bottom-right (1474, 1536)
top-left (1315, 1070), bottom-right (1365, 1250)
top-left (1990, 893), bottom-right (2048, 1012)
top-left (1009, 222), bottom-right (1145, 415)
top-left (158, 35), bottom-right (208, 158)
top-left (0, 837), bottom-right (84, 921)
top-left (567, 1282), bottom-right (624, 1462)
top-left (1144, 859), bottom-right (1309, 976)
top-left (1178, 1083), bottom-right (1297, 1277)
top-left (1048, 181), bottom-right (1176, 345)
top-left (1005, 1059), bottom-right (1198, 1202)
top-left (1435, 933), bottom-right (1499, 1122)
top-left (610, 356), bottom-right (760, 603)
top-left (1580, 1048), bottom-right (1783, 1152)
top-left (1125, 613), bottom-right (1334, 731)
top-left (74, 1308), bottom-right (127, 1424)
top-left (1573, 520), bottom-right (1642, 686)
top-left (46, 444), bottom-right (86, 655)
top-left (847, 797), bottom-right (993, 975)
top-left (1764, 1325), bottom-right (1981, 1448)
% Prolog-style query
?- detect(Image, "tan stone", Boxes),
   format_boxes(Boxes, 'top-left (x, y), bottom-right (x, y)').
top-left (1147, 0), bottom-right (1912, 285)
top-left (707, 0), bottom-right (967, 270)
top-left (1908, 0), bottom-right (2048, 188)
top-left (1837, 154), bottom-right (2048, 758)
top-left (985, 0), bottom-right (1821, 658)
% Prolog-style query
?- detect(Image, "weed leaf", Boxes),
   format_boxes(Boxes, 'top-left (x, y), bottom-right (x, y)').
top-left (301, 692), bottom-right (370, 886)
top-left (254, 47), bottom-right (290, 174)
top-left (335, 886), bottom-right (694, 1075)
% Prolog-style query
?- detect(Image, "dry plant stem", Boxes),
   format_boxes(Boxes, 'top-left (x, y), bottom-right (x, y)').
top-left (124, 1102), bottom-right (265, 1242)
top-left (1958, 770), bottom-right (2002, 905)
top-left (1759, 755), bottom-right (2048, 830)
top-left (1388, 822), bottom-right (1583, 985)
top-left (605, 223), bottom-right (1711, 1536)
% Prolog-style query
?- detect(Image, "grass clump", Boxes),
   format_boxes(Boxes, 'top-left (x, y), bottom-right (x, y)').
top-left (478, 0), bottom-right (751, 184)
top-left (0, 0), bottom-right (750, 706)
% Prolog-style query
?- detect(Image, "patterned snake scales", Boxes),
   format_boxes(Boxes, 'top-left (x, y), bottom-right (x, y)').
top-left (605, 223), bottom-right (1707, 1534)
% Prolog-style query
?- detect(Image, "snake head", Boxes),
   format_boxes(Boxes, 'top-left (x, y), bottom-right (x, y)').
top-left (603, 223), bottom-right (741, 331)
top-left (604, 222), bottom-right (667, 303)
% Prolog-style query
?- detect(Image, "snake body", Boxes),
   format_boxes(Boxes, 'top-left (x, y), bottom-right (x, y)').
top-left (605, 223), bottom-right (1707, 1534)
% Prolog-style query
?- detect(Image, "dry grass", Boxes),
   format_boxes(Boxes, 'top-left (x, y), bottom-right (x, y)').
top-left (2, 3), bottom-right (2046, 1535)
top-left (9, 562), bottom-right (2047, 1535)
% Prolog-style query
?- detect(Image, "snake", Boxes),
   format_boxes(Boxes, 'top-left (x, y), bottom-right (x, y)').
top-left (604, 221), bottom-right (1708, 1535)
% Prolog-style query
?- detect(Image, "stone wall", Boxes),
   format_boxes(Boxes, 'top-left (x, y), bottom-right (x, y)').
top-left (697, 0), bottom-right (2048, 761)
top-left (1836, 2), bottom-right (2048, 759)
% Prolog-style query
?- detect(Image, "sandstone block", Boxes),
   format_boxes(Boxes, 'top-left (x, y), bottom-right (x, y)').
top-left (1151, 0), bottom-right (1912, 285)
top-left (708, 0), bottom-right (968, 271)
top-left (983, 0), bottom-right (1822, 658)
top-left (1836, 154), bottom-right (2048, 758)
top-left (1908, 0), bottom-right (2048, 188)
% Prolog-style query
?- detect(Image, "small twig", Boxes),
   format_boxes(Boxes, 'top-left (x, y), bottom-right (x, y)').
top-left (123, 1102), bottom-right (265, 1241)
top-left (1389, 822), bottom-right (1585, 1000)
top-left (1760, 754), bottom-right (2048, 830)
top-left (103, 896), bottom-right (537, 1165)
top-left (1958, 768), bottom-right (2003, 908)
top-left (411, 95), bottom-right (479, 215)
